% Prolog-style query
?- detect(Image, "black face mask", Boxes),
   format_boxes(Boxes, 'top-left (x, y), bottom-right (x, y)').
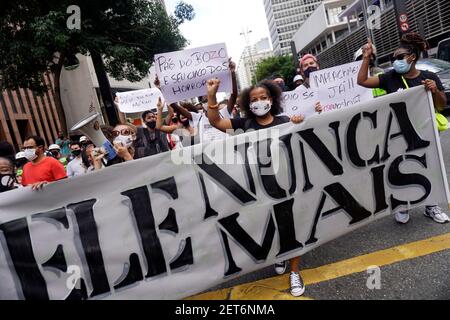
top-left (181, 119), bottom-right (190, 127)
top-left (146, 121), bottom-right (157, 129)
top-left (50, 151), bottom-right (60, 158)
top-left (303, 66), bottom-right (318, 79)
top-left (71, 150), bottom-right (82, 157)
top-left (0, 174), bottom-right (15, 193)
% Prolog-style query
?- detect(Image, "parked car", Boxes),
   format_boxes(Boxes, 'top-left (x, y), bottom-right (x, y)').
top-left (437, 38), bottom-right (450, 62)
top-left (416, 58), bottom-right (450, 111)
top-left (383, 58), bottom-right (450, 111)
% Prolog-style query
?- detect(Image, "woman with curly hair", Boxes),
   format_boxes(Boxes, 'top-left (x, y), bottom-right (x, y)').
top-left (357, 32), bottom-right (449, 225)
top-left (207, 78), bottom-right (311, 297)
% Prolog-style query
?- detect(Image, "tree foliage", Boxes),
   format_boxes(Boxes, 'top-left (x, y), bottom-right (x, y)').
top-left (255, 55), bottom-right (297, 85)
top-left (0, 0), bottom-right (194, 133)
top-left (0, 0), bottom-right (194, 92)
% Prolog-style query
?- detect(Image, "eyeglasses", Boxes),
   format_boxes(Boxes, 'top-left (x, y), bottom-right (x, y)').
top-left (23, 145), bottom-right (38, 150)
top-left (112, 129), bottom-right (133, 137)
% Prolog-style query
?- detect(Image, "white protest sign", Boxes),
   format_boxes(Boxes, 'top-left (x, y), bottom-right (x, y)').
top-left (1, 87), bottom-right (448, 300)
top-left (154, 43), bottom-right (232, 104)
top-left (281, 86), bottom-right (317, 118)
top-left (116, 88), bottom-right (165, 113)
top-left (310, 61), bottom-right (373, 112)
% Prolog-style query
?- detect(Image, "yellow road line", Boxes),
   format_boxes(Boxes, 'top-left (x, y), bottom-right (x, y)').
top-left (187, 232), bottom-right (450, 300)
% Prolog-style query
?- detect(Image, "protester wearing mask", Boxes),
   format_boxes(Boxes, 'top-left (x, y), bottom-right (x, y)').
top-left (273, 76), bottom-right (290, 92)
top-left (48, 144), bottom-right (68, 168)
top-left (0, 157), bottom-right (17, 193)
top-left (106, 123), bottom-right (137, 166)
top-left (354, 44), bottom-right (386, 97)
top-left (299, 54), bottom-right (324, 113)
top-left (66, 142), bottom-right (87, 177)
top-left (169, 59), bottom-right (238, 145)
top-left (293, 75), bottom-right (304, 88)
top-left (207, 78), bottom-right (308, 297)
top-left (357, 33), bottom-right (449, 225)
top-left (299, 54), bottom-right (320, 89)
top-left (156, 98), bottom-right (198, 148)
top-left (55, 131), bottom-right (70, 157)
top-left (21, 135), bottom-right (67, 190)
top-left (15, 152), bottom-right (27, 185)
top-left (134, 110), bottom-right (170, 159)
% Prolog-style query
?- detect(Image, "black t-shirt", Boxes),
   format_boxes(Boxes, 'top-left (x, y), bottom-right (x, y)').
top-left (378, 69), bottom-right (444, 94)
top-left (231, 115), bottom-right (290, 131)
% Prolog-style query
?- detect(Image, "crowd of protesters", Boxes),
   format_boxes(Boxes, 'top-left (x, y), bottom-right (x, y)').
top-left (0, 32), bottom-right (449, 298)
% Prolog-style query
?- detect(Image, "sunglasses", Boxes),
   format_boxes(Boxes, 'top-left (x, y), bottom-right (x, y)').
top-left (392, 53), bottom-right (411, 62)
top-left (112, 129), bottom-right (133, 137)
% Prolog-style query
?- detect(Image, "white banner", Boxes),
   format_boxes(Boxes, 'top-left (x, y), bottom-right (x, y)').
top-left (116, 88), bottom-right (164, 113)
top-left (154, 43), bottom-right (232, 104)
top-left (281, 86), bottom-right (317, 118)
top-left (310, 61), bottom-right (373, 113)
top-left (0, 87), bottom-right (448, 300)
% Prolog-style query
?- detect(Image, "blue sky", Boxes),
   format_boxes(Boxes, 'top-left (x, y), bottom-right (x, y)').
top-left (165, 0), bottom-right (271, 62)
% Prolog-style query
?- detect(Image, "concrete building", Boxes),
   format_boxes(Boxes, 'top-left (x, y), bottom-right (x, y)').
top-left (0, 74), bottom-right (62, 152)
top-left (237, 38), bottom-right (274, 91)
top-left (292, 0), bottom-right (450, 68)
top-left (292, 0), bottom-right (356, 59)
top-left (263, 0), bottom-right (323, 56)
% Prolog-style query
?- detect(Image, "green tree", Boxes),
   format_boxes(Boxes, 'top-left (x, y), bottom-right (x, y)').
top-left (0, 0), bottom-right (194, 134)
top-left (255, 55), bottom-right (296, 85)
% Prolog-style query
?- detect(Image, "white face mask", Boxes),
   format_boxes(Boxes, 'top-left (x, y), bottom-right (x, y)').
top-left (24, 148), bottom-right (37, 161)
top-left (250, 100), bottom-right (272, 117)
top-left (114, 135), bottom-right (134, 148)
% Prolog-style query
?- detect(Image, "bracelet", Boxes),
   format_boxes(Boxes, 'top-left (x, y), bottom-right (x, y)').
top-left (208, 104), bottom-right (219, 110)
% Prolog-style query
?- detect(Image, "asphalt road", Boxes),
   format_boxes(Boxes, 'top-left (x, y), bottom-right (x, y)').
top-left (205, 117), bottom-right (450, 300)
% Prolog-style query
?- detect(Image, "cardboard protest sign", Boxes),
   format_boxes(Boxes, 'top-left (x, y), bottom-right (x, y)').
top-left (154, 43), bottom-right (232, 104)
top-left (282, 86), bottom-right (317, 118)
top-left (116, 88), bottom-right (164, 113)
top-left (1, 87), bottom-right (448, 300)
top-left (310, 61), bottom-right (373, 112)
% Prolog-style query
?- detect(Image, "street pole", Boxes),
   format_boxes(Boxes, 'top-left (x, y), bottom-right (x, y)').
top-left (240, 28), bottom-right (257, 84)
top-left (91, 52), bottom-right (120, 126)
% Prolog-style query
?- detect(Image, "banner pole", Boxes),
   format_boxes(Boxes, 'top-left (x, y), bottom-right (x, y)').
top-left (426, 89), bottom-right (450, 205)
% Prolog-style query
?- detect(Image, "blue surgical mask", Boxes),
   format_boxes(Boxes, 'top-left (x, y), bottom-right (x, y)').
top-left (393, 59), bottom-right (412, 74)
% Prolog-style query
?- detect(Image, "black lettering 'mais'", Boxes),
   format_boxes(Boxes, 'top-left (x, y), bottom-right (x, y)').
top-left (347, 111), bottom-right (381, 167)
top-left (0, 218), bottom-right (49, 300)
top-left (67, 200), bottom-right (110, 298)
top-left (121, 187), bottom-right (167, 278)
top-left (306, 183), bottom-right (372, 245)
top-left (382, 102), bottom-right (430, 161)
top-left (151, 177), bottom-right (193, 272)
top-left (388, 154), bottom-right (432, 211)
top-left (256, 139), bottom-right (287, 199)
top-left (218, 199), bottom-right (303, 277)
top-left (299, 128), bottom-right (343, 176)
top-left (194, 153), bottom-right (257, 205)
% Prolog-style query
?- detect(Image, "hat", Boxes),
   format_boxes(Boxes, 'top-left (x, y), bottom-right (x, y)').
top-left (15, 152), bottom-right (26, 160)
top-left (293, 75), bottom-right (304, 83)
top-left (79, 136), bottom-right (88, 143)
top-left (48, 144), bottom-right (61, 151)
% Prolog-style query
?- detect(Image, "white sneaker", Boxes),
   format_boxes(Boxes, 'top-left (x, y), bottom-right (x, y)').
top-left (424, 206), bottom-right (450, 224)
top-left (290, 272), bottom-right (305, 297)
top-left (274, 261), bottom-right (287, 275)
top-left (395, 211), bottom-right (410, 224)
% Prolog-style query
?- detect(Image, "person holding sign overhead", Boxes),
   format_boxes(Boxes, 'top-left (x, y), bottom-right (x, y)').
top-left (357, 33), bottom-right (449, 225)
top-left (169, 58), bottom-right (239, 145)
top-left (207, 78), bottom-right (308, 297)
